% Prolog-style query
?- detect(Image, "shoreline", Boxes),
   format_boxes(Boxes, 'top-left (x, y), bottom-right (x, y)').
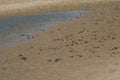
top-left (0, 0), bottom-right (120, 80)
top-left (0, 10), bottom-right (88, 48)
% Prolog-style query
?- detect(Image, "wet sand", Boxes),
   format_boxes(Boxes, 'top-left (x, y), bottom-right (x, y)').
top-left (0, 0), bottom-right (120, 80)
top-left (0, 10), bottom-right (87, 47)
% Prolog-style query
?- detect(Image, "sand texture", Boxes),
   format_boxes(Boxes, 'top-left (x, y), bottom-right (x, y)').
top-left (0, 0), bottom-right (119, 18)
top-left (0, 0), bottom-right (120, 80)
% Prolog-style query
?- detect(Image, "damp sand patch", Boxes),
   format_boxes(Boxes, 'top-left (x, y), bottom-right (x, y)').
top-left (0, 10), bottom-right (90, 47)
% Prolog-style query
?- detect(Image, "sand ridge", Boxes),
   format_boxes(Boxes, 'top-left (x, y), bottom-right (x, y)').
top-left (0, 0), bottom-right (119, 18)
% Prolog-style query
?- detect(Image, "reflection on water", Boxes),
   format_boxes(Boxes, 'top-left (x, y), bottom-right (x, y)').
top-left (0, 10), bottom-right (89, 47)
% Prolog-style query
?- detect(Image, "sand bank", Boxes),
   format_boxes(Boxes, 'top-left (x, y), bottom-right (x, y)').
top-left (0, 0), bottom-right (120, 80)
top-left (0, 0), bottom-right (118, 18)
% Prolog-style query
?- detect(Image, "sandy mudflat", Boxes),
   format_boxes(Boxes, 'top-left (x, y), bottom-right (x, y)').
top-left (0, 0), bottom-right (120, 80)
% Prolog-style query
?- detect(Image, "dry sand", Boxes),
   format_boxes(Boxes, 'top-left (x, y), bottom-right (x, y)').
top-left (0, 0), bottom-right (120, 80)
top-left (0, 0), bottom-right (118, 18)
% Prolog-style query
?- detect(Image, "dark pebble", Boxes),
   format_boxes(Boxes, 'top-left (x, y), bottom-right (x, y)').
top-left (77, 55), bottom-right (82, 58)
top-left (21, 57), bottom-right (27, 61)
top-left (69, 56), bottom-right (74, 58)
top-left (54, 58), bottom-right (61, 62)
top-left (19, 54), bottom-right (23, 57)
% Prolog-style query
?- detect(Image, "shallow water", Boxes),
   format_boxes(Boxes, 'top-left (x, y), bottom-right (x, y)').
top-left (0, 10), bottom-right (89, 47)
